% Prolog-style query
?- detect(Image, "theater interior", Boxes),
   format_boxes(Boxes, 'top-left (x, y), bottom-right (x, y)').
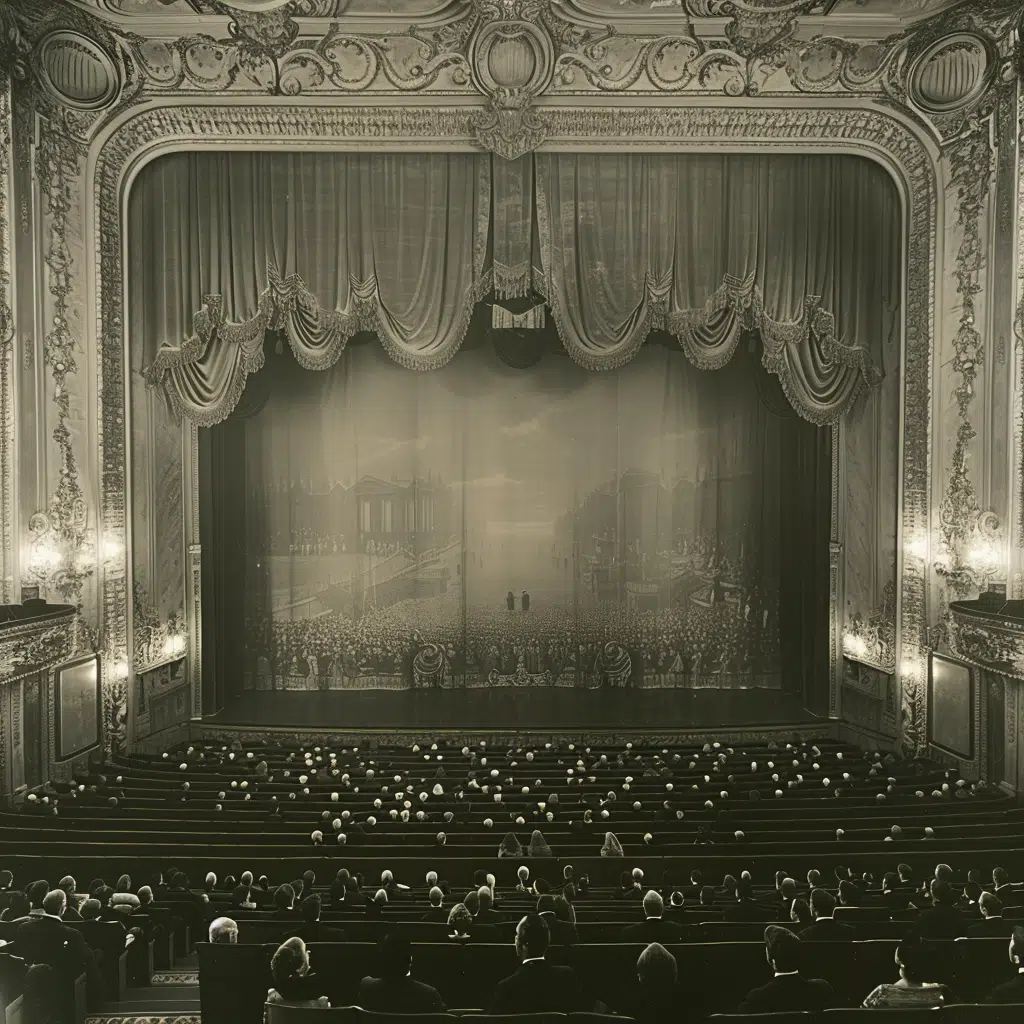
top-left (1, 0), bottom-right (1024, 1022)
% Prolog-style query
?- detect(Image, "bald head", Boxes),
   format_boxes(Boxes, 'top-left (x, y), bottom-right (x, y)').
top-left (642, 890), bottom-right (664, 920)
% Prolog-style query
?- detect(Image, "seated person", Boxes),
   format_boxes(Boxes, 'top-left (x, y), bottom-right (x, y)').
top-left (621, 891), bottom-right (686, 943)
top-left (489, 914), bottom-right (589, 1014)
top-left (284, 895), bottom-right (345, 944)
top-left (737, 925), bottom-right (836, 1014)
top-left (967, 893), bottom-right (1014, 937)
top-left (266, 937), bottom-right (330, 1013)
top-left (862, 935), bottom-right (954, 1007)
top-left (357, 932), bottom-right (445, 1013)
top-left (986, 926), bottom-right (1024, 1003)
top-left (208, 917), bottom-right (238, 944)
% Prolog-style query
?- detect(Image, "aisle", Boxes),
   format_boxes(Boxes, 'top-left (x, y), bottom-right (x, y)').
top-left (88, 952), bottom-right (199, 1024)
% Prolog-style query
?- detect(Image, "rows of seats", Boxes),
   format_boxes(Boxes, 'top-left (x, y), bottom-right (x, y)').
top-left (3, 735), bottom-right (1024, 1024)
top-left (199, 937), bottom-right (1021, 1024)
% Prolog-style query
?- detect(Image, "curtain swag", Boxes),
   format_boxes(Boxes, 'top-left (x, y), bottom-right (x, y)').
top-left (137, 152), bottom-right (899, 429)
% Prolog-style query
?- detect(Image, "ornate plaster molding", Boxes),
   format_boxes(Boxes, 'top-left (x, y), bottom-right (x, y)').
top-left (843, 577), bottom-right (897, 673)
top-left (0, 75), bottom-right (13, 606)
top-left (0, 606), bottom-right (94, 681)
top-left (88, 99), bottom-right (938, 754)
top-left (131, 580), bottom-right (186, 673)
top-left (947, 601), bottom-right (1024, 681)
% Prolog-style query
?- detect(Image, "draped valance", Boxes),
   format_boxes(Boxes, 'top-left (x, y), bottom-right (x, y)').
top-left (132, 151), bottom-right (900, 427)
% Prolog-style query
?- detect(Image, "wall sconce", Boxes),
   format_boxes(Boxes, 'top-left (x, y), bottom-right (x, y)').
top-left (935, 510), bottom-right (1004, 599)
top-left (162, 634), bottom-right (186, 658)
top-left (110, 660), bottom-right (129, 681)
top-left (23, 506), bottom-right (94, 603)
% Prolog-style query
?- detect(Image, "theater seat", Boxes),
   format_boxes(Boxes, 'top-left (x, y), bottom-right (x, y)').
top-left (265, 1005), bottom-right (358, 1023)
top-left (821, 1010), bottom-right (941, 1022)
top-left (941, 1005), bottom-right (1024, 1023)
top-left (708, 1013), bottom-right (816, 1023)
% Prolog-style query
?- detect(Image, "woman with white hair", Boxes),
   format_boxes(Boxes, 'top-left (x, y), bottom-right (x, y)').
top-left (266, 937), bottom-right (330, 1017)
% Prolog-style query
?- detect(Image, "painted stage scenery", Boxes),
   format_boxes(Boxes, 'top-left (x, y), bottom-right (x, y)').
top-left (235, 340), bottom-right (793, 694)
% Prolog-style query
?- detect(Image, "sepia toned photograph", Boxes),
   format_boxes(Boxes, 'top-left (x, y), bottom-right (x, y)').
top-left (0, 1), bottom-right (1023, 1023)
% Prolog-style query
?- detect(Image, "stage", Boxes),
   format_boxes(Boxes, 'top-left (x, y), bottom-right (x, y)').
top-left (199, 686), bottom-right (825, 745)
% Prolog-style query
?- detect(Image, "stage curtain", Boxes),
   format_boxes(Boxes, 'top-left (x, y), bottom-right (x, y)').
top-left (133, 151), bottom-right (898, 427)
top-left (532, 153), bottom-right (898, 424)
top-left (131, 152), bottom-right (492, 425)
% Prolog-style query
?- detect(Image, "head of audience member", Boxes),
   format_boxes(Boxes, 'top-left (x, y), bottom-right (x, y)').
top-left (2, 891), bottom-right (30, 921)
top-left (41, 890), bottom-right (66, 920)
top-left (23, 964), bottom-right (57, 1024)
top-left (270, 937), bottom-right (312, 997)
top-left (0, 870), bottom-right (12, 891)
top-left (204, 872), bottom-right (217, 893)
top-left (642, 890), bottom-right (665, 921)
top-left (447, 903), bottom-right (472, 937)
top-left (637, 942), bottom-right (677, 1003)
top-left (897, 864), bottom-right (913, 885)
top-left (979, 892), bottom-right (1003, 920)
top-left (80, 899), bottom-right (102, 921)
top-left (601, 833), bottom-right (624, 857)
top-left (463, 889), bottom-right (480, 916)
top-left (895, 935), bottom-right (937, 985)
top-left (764, 925), bottom-right (802, 975)
top-left (779, 878), bottom-right (798, 902)
top-left (274, 883), bottom-right (296, 912)
top-left (930, 879), bottom-right (953, 906)
top-left (934, 864), bottom-right (953, 883)
top-left (27, 880), bottom-right (48, 910)
top-left (425, 871), bottom-right (438, 889)
top-left (372, 889), bottom-right (388, 908)
top-left (477, 886), bottom-right (494, 914)
top-left (428, 886), bottom-right (443, 908)
top-left (699, 885), bottom-right (715, 908)
top-left (516, 865), bottom-right (530, 890)
top-left (209, 917), bottom-right (238, 944)
top-left (301, 895), bottom-right (322, 923)
top-left (514, 913), bottom-right (550, 963)
top-left (536, 894), bottom-right (555, 917)
top-left (1009, 926), bottom-right (1024, 969)
top-left (963, 881), bottom-right (982, 904)
top-left (994, 867), bottom-right (1010, 889)
top-left (377, 932), bottom-right (415, 981)
top-left (810, 889), bottom-right (836, 921)
top-left (790, 898), bottom-right (812, 927)
top-left (58, 876), bottom-right (77, 902)
top-left (837, 880), bottom-right (860, 907)
top-left (806, 869), bottom-right (821, 889)
top-left (528, 831), bottom-right (552, 857)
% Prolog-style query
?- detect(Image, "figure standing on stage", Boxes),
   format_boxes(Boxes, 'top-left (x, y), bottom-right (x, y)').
top-left (506, 590), bottom-right (515, 612)
top-left (521, 590), bottom-right (530, 612)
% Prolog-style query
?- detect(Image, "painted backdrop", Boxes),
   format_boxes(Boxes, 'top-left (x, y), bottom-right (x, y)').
top-left (231, 336), bottom-right (807, 693)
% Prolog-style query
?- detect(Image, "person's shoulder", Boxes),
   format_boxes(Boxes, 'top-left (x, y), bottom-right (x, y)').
top-left (862, 983), bottom-right (888, 1007)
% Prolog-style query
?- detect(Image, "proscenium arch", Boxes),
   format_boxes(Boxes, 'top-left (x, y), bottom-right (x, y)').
top-left (89, 99), bottom-right (938, 753)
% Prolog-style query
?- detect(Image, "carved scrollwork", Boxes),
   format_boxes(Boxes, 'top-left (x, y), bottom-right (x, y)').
top-left (947, 604), bottom-right (1024, 681)
top-left (844, 579), bottom-right (898, 673)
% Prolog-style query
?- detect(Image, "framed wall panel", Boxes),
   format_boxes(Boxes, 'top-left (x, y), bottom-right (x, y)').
top-left (55, 655), bottom-right (101, 762)
top-left (928, 653), bottom-right (975, 761)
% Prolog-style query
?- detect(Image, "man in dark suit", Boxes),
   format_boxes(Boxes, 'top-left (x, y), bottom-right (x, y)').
top-left (915, 880), bottom-right (967, 939)
top-left (14, 890), bottom-right (94, 973)
top-left (799, 890), bottom-right (856, 942)
top-left (737, 925), bottom-right (836, 1013)
top-left (621, 891), bottom-right (687, 943)
top-left (986, 926), bottom-right (1024, 1003)
top-left (284, 895), bottom-right (346, 943)
top-left (421, 886), bottom-right (449, 923)
top-left (357, 932), bottom-right (445, 1013)
top-left (489, 914), bottom-right (589, 1014)
top-left (968, 893), bottom-right (1014, 938)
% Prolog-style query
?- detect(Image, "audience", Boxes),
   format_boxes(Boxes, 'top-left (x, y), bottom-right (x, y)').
top-left (737, 926), bottom-right (836, 1013)
top-left (356, 933), bottom-right (445, 1013)
top-left (621, 890), bottom-right (686, 944)
top-left (266, 936), bottom-right (330, 1011)
top-left (967, 892), bottom-right (1014, 937)
top-left (862, 935), bottom-right (953, 1007)
top-left (489, 914), bottom-right (588, 1013)
top-left (985, 926), bottom-right (1024, 1003)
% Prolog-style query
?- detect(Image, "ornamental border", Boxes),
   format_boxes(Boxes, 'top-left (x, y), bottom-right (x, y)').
top-left (90, 100), bottom-right (937, 753)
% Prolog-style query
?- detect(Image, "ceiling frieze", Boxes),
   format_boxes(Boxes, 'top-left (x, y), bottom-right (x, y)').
top-left (0, 0), bottom-right (1020, 154)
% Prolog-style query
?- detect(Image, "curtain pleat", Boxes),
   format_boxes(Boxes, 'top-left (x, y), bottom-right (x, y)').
top-left (132, 151), bottom-right (899, 428)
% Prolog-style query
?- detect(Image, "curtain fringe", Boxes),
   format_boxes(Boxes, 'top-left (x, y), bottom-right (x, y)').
top-left (145, 267), bottom-right (880, 428)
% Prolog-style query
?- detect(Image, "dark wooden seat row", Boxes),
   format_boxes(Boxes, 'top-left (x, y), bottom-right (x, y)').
top-left (197, 938), bottom-right (1017, 1024)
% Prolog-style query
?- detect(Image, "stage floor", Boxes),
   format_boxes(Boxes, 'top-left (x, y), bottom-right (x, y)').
top-left (206, 686), bottom-right (821, 733)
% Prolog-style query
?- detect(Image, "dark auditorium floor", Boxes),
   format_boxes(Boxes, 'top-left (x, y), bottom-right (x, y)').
top-left (207, 685), bottom-right (819, 732)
